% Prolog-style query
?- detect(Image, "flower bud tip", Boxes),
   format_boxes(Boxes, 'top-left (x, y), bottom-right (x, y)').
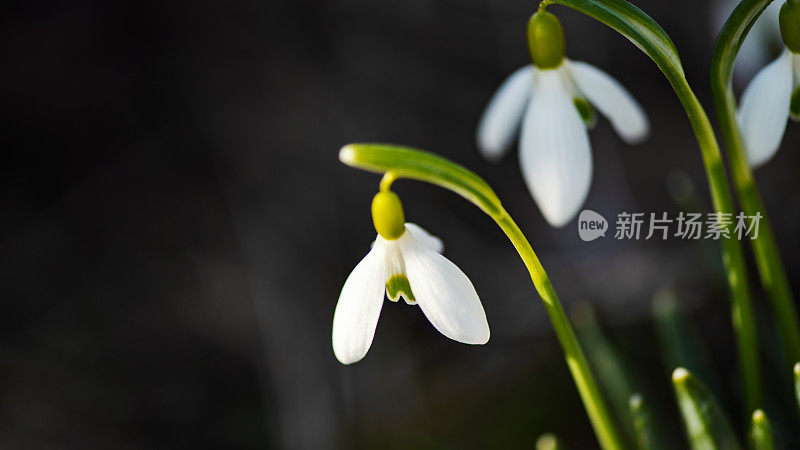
top-left (339, 145), bottom-right (356, 164)
top-left (629, 393), bottom-right (643, 410)
top-left (672, 367), bottom-right (689, 382)
top-left (535, 434), bottom-right (557, 450)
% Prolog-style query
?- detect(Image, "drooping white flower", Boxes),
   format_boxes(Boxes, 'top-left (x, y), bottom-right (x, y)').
top-left (477, 11), bottom-right (649, 228)
top-left (332, 192), bottom-right (489, 365)
top-left (737, 2), bottom-right (800, 168)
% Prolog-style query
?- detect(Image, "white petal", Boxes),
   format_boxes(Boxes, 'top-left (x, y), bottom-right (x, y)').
top-left (332, 241), bottom-right (387, 364)
top-left (737, 49), bottom-right (794, 167)
top-left (568, 60), bottom-right (649, 144)
top-left (476, 65), bottom-right (535, 162)
top-left (520, 68), bottom-right (593, 228)
top-left (404, 223), bottom-right (444, 254)
top-left (399, 234), bottom-right (489, 345)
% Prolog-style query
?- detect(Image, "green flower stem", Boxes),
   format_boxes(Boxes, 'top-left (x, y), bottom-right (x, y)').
top-left (543, 0), bottom-right (761, 414)
top-left (711, 0), bottom-right (800, 368)
top-left (496, 214), bottom-right (624, 450)
top-left (340, 144), bottom-right (625, 450)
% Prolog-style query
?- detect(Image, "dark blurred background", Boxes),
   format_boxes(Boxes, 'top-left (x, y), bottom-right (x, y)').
top-left (1, 0), bottom-right (799, 448)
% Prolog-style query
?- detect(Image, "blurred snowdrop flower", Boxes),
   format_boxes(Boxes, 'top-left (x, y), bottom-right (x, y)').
top-left (477, 10), bottom-right (649, 227)
top-left (737, 0), bottom-right (800, 168)
top-left (332, 190), bottom-right (489, 364)
top-left (712, 0), bottom-right (783, 83)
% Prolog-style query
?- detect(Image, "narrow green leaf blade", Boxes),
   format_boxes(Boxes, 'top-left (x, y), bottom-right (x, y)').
top-left (652, 290), bottom-right (719, 394)
top-left (629, 394), bottom-right (662, 450)
top-left (750, 410), bottom-right (775, 450)
top-left (672, 368), bottom-right (742, 450)
top-left (339, 144), bottom-right (503, 217)
top-left (573, 302), bottom-right (636, 445)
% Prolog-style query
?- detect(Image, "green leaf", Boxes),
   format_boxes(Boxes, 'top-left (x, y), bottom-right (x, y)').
top-left (652, 290), bottom-right (720, 396)
top-left (671, 368), bottom-right (742, 450)
top-left (573, 302), bottom-right (636, 445)
top-left (339, 144), bottom-right (503, 218)
top-left (629, 394), bottom-right (662, 450)
top-left (543, 0), bottom-right (683, 76)
top-left (750, 410), bottom-right (774, 450)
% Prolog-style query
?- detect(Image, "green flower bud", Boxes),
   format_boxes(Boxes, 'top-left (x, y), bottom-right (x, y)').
top-left (527, 10), bottom-right (566, 69)
top-left (780, 0), bottom-right (800, 53)
top-left (372, 191), bottom-right (405, 240)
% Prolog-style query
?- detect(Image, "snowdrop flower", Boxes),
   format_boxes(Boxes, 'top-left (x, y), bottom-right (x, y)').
top-left (712, 0), bottom-right (782, 83)
top-left (476, 9), bottom-right (649, 227)
top-left (737, 0), bottom-right (800, 168)
top-left (332, 190), bottom-right (489, 364)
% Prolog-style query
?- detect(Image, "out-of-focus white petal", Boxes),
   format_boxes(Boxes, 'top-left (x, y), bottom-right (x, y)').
top-left (404, 223), bottom-right (444, 254)
top-left (399, 233), bottom-right (489, 345)
top-left (737, 49), bottom-right (794, 167)
top-left (476, 65), bottom-right (535, 162)
top-left (520, 68), bottom-right (592, 228)
top-left (332, 241), bottom-right (387, 364)
top-left (568, 60), bottom-right (649, 144)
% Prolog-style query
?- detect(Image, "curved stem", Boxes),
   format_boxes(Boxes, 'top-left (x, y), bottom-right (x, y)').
top-left (494, 211), bottom-right (624, 450)
top-left (711, 0), bottom-right (800, 369)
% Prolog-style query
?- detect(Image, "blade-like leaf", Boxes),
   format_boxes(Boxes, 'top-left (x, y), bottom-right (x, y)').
top-left (652, 290), bottom-right (720, 397)
top-left (750, 410), bottom-right (775, 450)
top-left (573, 302), bottom-right (636, 445)
top-left (629, 394), bottom-right (663, 450)
top-left (672, 368), bottom-right (742, 450)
